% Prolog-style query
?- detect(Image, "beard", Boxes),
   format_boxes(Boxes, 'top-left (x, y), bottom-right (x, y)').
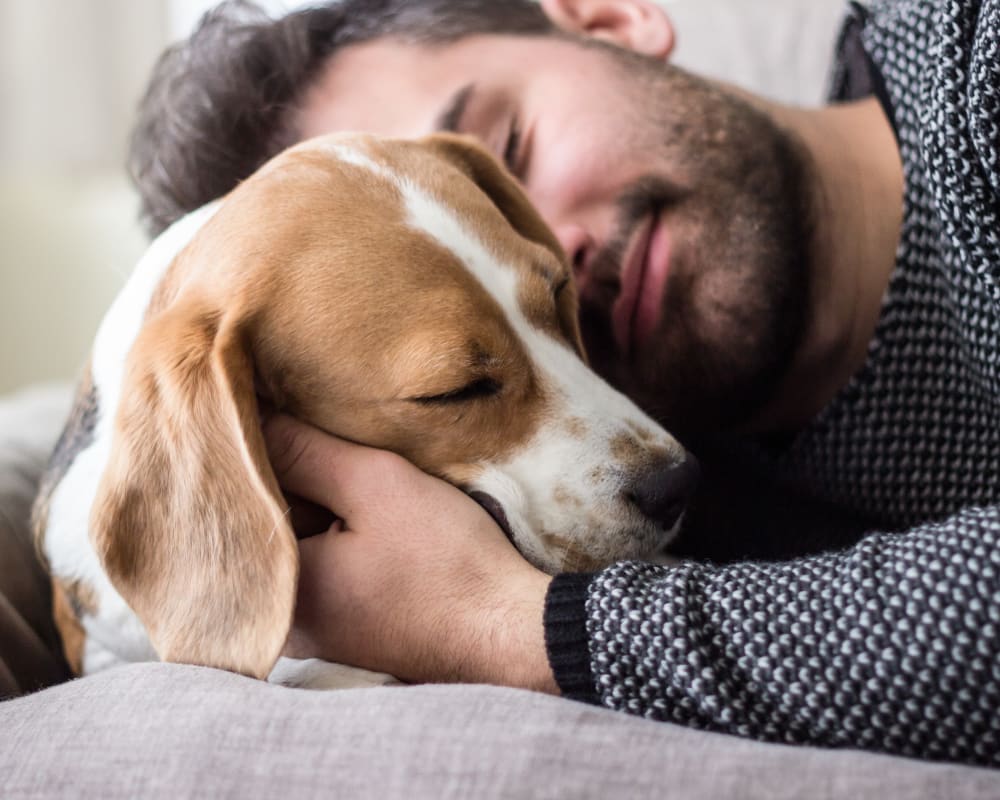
top-left (576, 48), bottom-right (816, 436)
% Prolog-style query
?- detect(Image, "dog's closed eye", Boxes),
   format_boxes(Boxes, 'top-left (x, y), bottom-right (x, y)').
top-left (412, 377), bottom-right (503, 404)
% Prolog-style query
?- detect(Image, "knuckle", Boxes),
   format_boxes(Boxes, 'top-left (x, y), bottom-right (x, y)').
top-left (364, 449), bottom-right (410, 479)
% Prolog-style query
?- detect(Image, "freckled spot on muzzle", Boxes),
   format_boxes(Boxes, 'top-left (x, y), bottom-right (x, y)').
top-left (629, 423), bottom-right (656, 443)
top-left (553, 485), bottom-right (584, 508)
top-left (587, 466), bottom-right (609, 485)
top-left (563, 416), bottom-right (588, 439)
top-left (609, 432), bottom-right (641, 463)
top-left (540, 532), bottom-right (607, 572)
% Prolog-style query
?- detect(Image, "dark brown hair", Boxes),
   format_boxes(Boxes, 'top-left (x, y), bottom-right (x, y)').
top-left (128, 0), bottom-right (554, 235)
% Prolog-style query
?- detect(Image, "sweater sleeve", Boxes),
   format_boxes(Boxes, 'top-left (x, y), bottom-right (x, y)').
top-left (543, 506), bottom-right (1000, 767)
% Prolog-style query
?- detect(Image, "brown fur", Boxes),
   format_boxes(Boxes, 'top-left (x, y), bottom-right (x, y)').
top-left (50, 580), bottom-right (97, 675)
top-left (553, 486), bottom-right (583, 508)
top-left (80, 133), bottom-right (581, 679)
top-left (151, 135), bottom-right (563, 474)
top-left (539, 532), bottom-right (605, 573)
top-left (563, 417), bottom-right (588, 440)
top-left (395, 136), bottom-right (585, 355)
top-left (92, 307), bottom-right (299, 678)
top-left (610, 432), bottom-right (672, 471)
top-left (51, 583), bottom-right (85, 675)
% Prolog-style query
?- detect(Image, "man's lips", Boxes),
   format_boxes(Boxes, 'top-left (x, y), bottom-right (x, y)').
top-left (611, 213), bottom-right (671, 357)
top-left (634, 218), bottom-right (671, 347)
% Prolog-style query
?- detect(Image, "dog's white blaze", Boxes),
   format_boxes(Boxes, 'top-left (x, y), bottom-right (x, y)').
top-left (320, 142), bottom-right (387, 176)
top-left (395, 167), bottom-right (681, 571)
top-left (45, 203), bottom-right (222, 670)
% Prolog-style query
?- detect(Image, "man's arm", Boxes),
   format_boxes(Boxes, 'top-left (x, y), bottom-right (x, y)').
top-left (265, 415), bottom-right (1000, 767)
top-left (546, 510), bottom-right (1000, 768)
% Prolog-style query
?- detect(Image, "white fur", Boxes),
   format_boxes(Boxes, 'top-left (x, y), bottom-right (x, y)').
top-left (45, 203), bottom-right (221, 672)
top-left (269, 657), bottom-right (399, 690)
top-left (398, 169), bottom-right (683, 572)
top-left (44, 140), bottom-right (683, 688)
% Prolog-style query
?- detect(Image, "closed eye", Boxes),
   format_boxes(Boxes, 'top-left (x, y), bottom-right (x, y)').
top-left (503, 118), bottom-right (522, 174)
top-left (553, 276), bottom-right (570, 298)
top-left (413, 377), bottom-right (503, 405)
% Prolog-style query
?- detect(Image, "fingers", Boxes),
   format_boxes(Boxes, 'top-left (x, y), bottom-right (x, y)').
top-left (263, 414), bottom-right (415, 521)
top-left (263, 414), bottom-right (356, 510)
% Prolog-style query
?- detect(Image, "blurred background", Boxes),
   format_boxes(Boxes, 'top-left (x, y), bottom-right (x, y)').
top-left (0, 0), bottom-right (846, 395)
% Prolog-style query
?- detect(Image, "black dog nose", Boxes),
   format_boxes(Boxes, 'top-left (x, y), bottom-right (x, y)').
top-left (626, 455), bottom-right (700, 531)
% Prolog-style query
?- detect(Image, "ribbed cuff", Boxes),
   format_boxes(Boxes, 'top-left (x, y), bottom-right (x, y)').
top-left (544, 572), bottom-right (599, 704)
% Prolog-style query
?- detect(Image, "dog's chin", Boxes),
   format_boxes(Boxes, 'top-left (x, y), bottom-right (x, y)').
top-left (468, 489), bottom-right (685, 574)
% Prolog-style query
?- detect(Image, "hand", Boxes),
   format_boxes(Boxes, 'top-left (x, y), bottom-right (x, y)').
top-left (263, 415), bottom-right (558, 693)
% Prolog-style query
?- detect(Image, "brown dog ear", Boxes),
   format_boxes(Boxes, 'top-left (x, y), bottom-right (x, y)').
top-left (420, 133), bottom-right (567, 265)
top-left (91, 300), bottom-right (298, 679)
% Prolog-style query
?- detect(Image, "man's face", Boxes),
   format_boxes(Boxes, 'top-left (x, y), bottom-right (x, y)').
top-left (297, 33), bottom-right (813, 433)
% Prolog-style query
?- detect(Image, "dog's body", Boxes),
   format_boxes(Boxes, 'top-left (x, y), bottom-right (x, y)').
top-left (33, 134), bottom-right (696, 687)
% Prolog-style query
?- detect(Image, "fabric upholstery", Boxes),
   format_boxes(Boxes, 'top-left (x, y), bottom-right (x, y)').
top-left (3, 663), bottom-right (999, 799)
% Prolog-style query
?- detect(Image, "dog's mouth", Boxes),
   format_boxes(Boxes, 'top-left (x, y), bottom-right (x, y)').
top-left (468, 491), bottom-right (515, 544)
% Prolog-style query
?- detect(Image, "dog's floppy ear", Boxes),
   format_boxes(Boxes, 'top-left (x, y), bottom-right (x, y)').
top-left (421, 133), bottom-right (567, 265)
top-left (91, 300), bottom-right (298, 679)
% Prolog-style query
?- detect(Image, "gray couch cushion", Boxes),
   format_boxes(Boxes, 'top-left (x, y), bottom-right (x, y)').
top-left (2, 663), bottom-right (998, 799)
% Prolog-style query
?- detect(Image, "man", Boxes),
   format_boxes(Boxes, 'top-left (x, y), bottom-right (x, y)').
top-left (130, 0), bottom-right (999, 765)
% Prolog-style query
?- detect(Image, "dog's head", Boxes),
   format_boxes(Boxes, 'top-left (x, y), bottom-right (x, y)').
top-left (91, 133), bottom-right (696, 678)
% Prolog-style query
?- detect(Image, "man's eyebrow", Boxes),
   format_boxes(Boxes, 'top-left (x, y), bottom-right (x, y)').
top-left (434, 83), bottom-right (475, 133)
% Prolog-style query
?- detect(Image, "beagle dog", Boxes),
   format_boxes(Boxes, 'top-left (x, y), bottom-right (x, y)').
top-left (32, 133), bottom-right (698, 688)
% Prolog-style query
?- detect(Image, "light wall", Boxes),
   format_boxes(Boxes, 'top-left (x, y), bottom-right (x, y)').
top-left (0, 1), bottom-right (168, 174)
top-left (0, 1), bottom-right (171, 394)
top-left (168, 0), bottom-right (302, 38)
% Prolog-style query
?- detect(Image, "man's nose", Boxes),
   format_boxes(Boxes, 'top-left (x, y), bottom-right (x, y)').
top-left (554, 223), bottom-right (595, 284)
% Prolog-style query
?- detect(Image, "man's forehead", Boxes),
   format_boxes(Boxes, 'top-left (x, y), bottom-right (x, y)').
top-left (297, 36), bottom-right (504, 142)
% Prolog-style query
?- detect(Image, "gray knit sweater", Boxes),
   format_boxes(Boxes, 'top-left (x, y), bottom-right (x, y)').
top-left (545, 0), bottom-right (1000, 767)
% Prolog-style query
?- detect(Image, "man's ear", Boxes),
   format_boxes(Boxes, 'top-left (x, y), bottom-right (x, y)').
top-left (540, 0), bottom-right (675, 59)
top-left (91, 299), bottom-right (298, 680)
